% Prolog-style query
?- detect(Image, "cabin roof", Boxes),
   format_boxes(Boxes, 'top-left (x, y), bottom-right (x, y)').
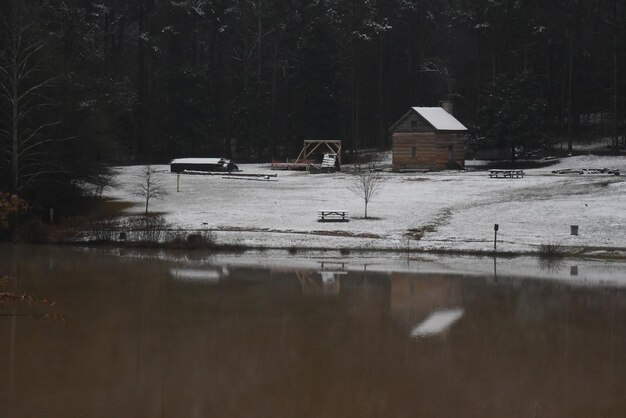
top-left (389, 107), bottom-right (468, 132)
top-left (412, 107), bottom-right (467, 131)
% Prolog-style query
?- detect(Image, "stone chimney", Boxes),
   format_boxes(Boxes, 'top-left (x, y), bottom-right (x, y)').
top-left (439, 100), bottom-right (454, 115)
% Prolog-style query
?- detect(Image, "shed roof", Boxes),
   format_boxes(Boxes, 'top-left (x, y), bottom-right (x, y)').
top-left (389, 107), bottom-right (468, 132)
top-left (170, 158), bottom-right (228, 165)
top-left (412, 107), bottom-right (468, 131)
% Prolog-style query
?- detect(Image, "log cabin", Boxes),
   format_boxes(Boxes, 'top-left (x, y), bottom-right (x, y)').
top-left (390, 107), bottom-right (468, 170)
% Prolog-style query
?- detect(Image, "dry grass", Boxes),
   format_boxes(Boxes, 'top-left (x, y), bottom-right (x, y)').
top-left (79, 199), bottom-right (135, 221)
top-left (538, 241), bottom-right (566, 258)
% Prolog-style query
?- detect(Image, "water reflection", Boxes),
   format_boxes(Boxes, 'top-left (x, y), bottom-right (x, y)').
top-left (169, 267), bottom-right (225, 282)
top-left (538, 257), bottom-right (566, 274)
top-left (410, 308), bottom-right (465, 338)
top-left (0, 245), bottom-right (625, 417)
top-left (295, 262), bottom-right (349, 296)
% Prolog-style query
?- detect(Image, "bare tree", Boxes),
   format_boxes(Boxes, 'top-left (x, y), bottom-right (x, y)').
top-left (0, 1), bottom-right (65, 194)
top-left (135, 165), bottom-right (165, 214)
top-left (349, 168), bottom-right (385, 218)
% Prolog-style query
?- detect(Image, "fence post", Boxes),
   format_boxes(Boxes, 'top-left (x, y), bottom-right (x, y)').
top-left (494, 224), bottom-right (499, 251)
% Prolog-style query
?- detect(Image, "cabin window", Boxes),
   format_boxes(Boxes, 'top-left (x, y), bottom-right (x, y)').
top-left (411, 146), bottom-right (417, 158)
top-left (410, 120), bottom-right (418, 130)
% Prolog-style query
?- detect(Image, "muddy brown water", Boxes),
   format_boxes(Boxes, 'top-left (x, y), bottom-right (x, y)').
top-left (1, 245), bottom-right (625, 418)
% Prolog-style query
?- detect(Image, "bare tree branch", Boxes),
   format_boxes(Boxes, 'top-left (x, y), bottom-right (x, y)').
top-left (18, 121), bottom-right (60, 146)
top-left (18, 169), bottom-right (71, 192)
top-left (349, 168), bottom-right (385, 218)
top-left (134, 165), bottom-right (165, 214)
top-left (0, 1), bottom-right (67, 194)
top-left (17, 76), bottom-right (57, 103)
top-left (17, 43), bottom-right (45, 79)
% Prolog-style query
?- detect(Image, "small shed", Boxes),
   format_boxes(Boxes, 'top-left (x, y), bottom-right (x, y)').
top-left (390, 107), bottom-right (468, 170)
top-left (170, 158), bottom-right (236, 173)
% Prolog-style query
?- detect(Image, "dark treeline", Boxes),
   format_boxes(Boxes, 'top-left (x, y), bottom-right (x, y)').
top-left (1, 0), bottom-right (626, 207)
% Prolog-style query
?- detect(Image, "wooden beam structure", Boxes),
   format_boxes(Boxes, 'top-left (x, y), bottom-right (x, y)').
top-left (294, 140), bottom-right (342, 165)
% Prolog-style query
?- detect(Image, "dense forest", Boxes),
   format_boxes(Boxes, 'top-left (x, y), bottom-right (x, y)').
top-left (1, 0), bottom-right (626, 208)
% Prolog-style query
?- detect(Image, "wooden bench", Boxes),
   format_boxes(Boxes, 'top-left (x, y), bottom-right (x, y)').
top-left (318, 210), bottom-right (349, 222)
top-left (489, 169), bottom-right (524, 178)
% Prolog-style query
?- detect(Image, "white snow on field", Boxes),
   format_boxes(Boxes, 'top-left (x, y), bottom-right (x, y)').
top-left (104, 154), bottom-right (626, 254)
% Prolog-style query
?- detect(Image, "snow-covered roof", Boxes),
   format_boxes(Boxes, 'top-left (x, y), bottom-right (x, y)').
top-left (170, 158), bottom-right (228, 165)
top-left (412, 107), bottom-right (468, 131)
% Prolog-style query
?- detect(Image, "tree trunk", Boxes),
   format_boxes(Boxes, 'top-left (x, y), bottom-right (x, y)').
top-left (271, 39), bottom-right (278, 158)
top-left (378, 37), bottom-right (386, 148)
top-left (567, 34), bottom-right (574, 153)
top-left (256, 0), bottom-right (263, 80)
top-left (137, 14), bottom-right (147, 156)
top-left (476, 38), bottom-right (481, 116)
top-left (8, 2), bottom-right (19, 193)
top-left (11, 64), bottom-right (18, 193)
top-left (351, 56), bottom-right (358, 153)
top-left (491, 22), bottom-right (497, 83)
top-left (612, 0), bottom-right (619, 150)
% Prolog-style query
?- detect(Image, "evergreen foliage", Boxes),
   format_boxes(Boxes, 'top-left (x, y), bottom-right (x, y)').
top-left (1, 0), bottom-right (625, 207)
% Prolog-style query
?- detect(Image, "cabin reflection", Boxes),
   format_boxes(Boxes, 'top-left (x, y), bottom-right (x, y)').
top-left (390, 273), bottom-right (464, 337)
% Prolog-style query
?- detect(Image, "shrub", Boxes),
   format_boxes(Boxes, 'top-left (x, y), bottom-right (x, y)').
top-left (538, 241), bottom-right (565, 258)
top-left (0, 193), bottom-right (30, 241)
top-left (90, 219), bottom-right (121, 242)
top-left (125, 215), bottom-right (168, 243)
top-left (164, 230), bottom-right (215, 249)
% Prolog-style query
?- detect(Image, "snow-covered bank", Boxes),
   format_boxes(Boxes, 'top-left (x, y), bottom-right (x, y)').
top-left (84, 247), bottom-right (626, 288)
top-left (104, 154), bottom-right (626, 256)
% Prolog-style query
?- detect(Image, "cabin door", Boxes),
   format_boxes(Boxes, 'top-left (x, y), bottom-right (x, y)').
top-left (447, 145), bottom-right (454, 163)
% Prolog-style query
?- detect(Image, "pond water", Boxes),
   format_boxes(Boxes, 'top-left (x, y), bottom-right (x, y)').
top-left (1, 245), bottom-right (625, 417)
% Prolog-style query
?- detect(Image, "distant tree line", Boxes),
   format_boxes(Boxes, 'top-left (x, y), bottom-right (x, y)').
top-left (1, 0), bottom-right (625, 207)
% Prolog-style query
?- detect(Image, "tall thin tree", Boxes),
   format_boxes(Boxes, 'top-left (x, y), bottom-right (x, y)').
top-left (135, 165), bottom-right (164, 214)
top-left (0, 0), bottom-right (63, 195)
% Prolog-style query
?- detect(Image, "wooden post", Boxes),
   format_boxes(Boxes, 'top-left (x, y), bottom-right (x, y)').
top-left (49, 208), bottom-right (54, 224)
top-left (177, 174), bottom-right (180, 192)
top-left (494, 224), bottom-right (499, 251)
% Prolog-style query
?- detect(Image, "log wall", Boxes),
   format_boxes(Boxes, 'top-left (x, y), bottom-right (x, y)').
top-left (392, 114), bottom-right (432, 132)
top-left (392, 132), bottom-right (465, 170)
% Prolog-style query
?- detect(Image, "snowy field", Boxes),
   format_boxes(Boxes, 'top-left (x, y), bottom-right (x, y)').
top-left (104, 154), bottom-right (626, 256)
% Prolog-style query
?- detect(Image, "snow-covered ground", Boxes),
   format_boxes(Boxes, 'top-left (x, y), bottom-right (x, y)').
top-left (104, 154), bottom-right (626, 255)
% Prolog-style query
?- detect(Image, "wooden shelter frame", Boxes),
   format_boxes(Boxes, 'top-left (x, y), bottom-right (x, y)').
top-left (295, 140), bottom-right (342, 164)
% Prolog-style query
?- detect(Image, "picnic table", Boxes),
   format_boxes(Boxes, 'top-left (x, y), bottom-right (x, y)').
top-left (318, 210), bottom-right (349, 222)
top-left (489, 169), bottom-right (524, 178)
